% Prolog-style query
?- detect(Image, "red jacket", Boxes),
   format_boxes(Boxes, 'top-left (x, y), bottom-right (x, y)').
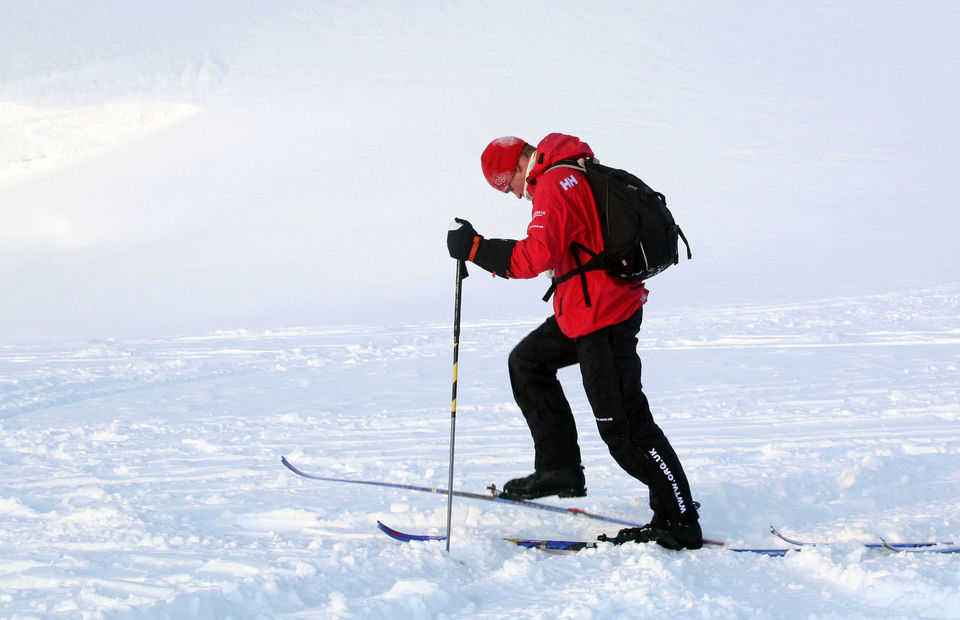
top-left (509, 133), bottom-right (648, 338)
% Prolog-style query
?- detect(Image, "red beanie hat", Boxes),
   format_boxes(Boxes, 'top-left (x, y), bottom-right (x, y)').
top-left (481, 136), bottom-right (528, 192)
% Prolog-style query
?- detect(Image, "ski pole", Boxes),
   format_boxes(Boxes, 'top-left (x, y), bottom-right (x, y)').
top-left (445, 259), bottom-right (468, 551)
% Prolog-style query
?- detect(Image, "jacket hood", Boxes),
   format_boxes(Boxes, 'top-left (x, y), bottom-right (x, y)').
top-left (525, 133), bottom-right (595, 196)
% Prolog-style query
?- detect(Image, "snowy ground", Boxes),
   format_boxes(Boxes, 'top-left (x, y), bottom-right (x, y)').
top-left (3, 287), bottom-right (959, 619)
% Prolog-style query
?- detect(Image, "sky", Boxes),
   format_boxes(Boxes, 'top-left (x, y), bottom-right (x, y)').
top-left (1, 1), bottom-right (958, 344)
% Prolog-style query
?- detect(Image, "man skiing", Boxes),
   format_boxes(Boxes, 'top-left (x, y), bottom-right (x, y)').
top-left (446, 133), bottom-right (701, 550)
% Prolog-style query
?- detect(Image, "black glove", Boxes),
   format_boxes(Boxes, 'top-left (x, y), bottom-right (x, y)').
top-left (447, 218), bottom-right (517, 277)
top-left (447, 218), bottom-right (481, 261)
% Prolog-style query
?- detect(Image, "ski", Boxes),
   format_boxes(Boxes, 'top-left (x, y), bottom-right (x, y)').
top-left (282, 456), bottom-right (726, 544)
top-left (376, 521), bottom-right (791, 556)
top-left (377, 519), bottom-right (591, 551)
top-left (770, 526), bottom-right (959, 553)
top-left (377, 520), bottom-right (446, 543)
top-left (281, 456), bottom-right (609, 518)
top-left (378, 521), bottom-right (960, 556)
top-left (284, 460), bottom-right (960, 555)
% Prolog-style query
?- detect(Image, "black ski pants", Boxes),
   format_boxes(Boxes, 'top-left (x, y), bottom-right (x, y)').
top-left (508, 308), bottom-right (698, 524)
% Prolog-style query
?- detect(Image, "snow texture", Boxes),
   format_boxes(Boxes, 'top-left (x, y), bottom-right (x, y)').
top-left (2, 1), bottom-right (960, 618)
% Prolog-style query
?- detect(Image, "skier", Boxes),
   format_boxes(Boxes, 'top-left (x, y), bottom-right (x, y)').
top-left (446, 133), bottom-right (701, 549)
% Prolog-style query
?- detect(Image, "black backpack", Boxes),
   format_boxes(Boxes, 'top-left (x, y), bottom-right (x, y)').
top-left (543, 158), bottom-right (691, 306)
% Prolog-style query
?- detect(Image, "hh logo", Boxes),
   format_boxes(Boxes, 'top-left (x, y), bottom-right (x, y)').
top-left (559, 175), bottom-right (578, 191)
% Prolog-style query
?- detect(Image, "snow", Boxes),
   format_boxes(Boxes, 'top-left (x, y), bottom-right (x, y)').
top-left (2, 1), bottom-right (960, 618)
top-left (3, 292), bottom-right (959, 618)
top-left (0, 102), bottom-right (200, 188)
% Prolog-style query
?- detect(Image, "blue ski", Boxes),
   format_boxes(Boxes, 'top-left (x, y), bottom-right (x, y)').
top-left (770, 526), bottom-right (959, 553)
top-left (377, 521), bottom-right (792, 556)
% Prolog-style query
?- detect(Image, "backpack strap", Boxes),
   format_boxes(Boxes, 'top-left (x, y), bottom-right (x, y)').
top-left (540, 158), bottom-right (605, 306)
top-left (549, 158), bottom-right (589, 173)
top-left (677, 225), bottom-right (693, 260)
top-left (541, 243), bottom-right (605, 306)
